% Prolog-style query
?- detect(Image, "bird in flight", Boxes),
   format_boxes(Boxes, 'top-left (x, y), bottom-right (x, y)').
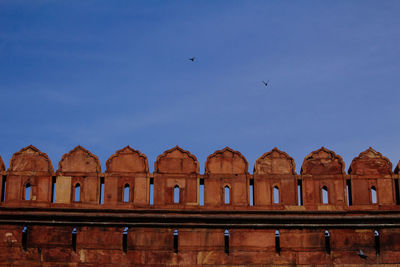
top-left (189, 57), bottom-right (195, 62)
top-left (262, 80), bottom-right (269, 87)
top-left (358, 249), bottom-right (368, 259)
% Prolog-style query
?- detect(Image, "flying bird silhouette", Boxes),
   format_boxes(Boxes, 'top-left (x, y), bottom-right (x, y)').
top-left (189, 57), bottom-right (195, 62)
top-left (262, 80), bottom-right (269, 87)
top-left (358, 249), bottom-right (368, 259)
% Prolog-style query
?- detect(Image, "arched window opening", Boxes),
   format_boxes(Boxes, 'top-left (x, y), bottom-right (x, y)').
top-left (374, 230), bottom-right (380, 255)
top-left (297, 180), bottom-right (303, 206)
top-left (371, 186), bottom-right (377, 204)
top-left (322, 186), bottom-right (328, 204)
top-left (224, 186), bottom-right (230, 204)
top-left (199, 178), bottom-right (204, 206)
top-left (275, 230), bottom-right (280, 254)
top-left (249, 179), bottom-right (254, 206)
top-left (173, 229), bottom-right (178, 253)
top-left (74, 184), bottom-right (80, 202)
top-left (124, 184), bottom-right (130, 203)
top-left (72, 228), bottom-right (77, 252)
top-left (51, 177), bottom-right (56, 203)
top-left (324, 230), bottom-right (331, 254)
top-left (22, 226), bottom-right (28, 251)
top-left (273, 186), bottom-right (279, 204)
top-left (99, 177), bottom-right (104, 204)
top-left (25, 183), bottom-right (31, 201)
top-left (149, 178), bottom-right (154, 205)
top-left (1, 176), bottom-right (6, 202)
top-left (173, 185), bottom-right (180, 204)
top-left (122, 227), bottom-right (128, 253)
top-left (224, 229), bottom-right (229, 254)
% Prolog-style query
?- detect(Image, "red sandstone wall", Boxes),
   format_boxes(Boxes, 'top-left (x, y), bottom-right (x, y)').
top-left (0, 145), bottom-right (400, 265)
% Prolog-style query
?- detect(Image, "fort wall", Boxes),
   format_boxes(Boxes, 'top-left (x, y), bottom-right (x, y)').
top-left (0, 145), bottom-right (400, 266)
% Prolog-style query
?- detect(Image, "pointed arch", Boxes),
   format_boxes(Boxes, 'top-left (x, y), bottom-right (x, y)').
top-left (301, 147), bottom-right (345, 175)
top-left (254, 147), bottom-right (296, 175)
top-left (9, 145), bottom-right (53, 174)
top-left (205, 147), bottom-right (248, 175)
top-left (155, 146), bottom-right (199, 174)
top-left (106, 146), bottom-right (148, 173)
top-left (349, 147), bottom-right (392, 175)
top-left (57, 146), bottom-right (101, 174)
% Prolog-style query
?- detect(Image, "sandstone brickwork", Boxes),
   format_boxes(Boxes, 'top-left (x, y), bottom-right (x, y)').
top-left (0, 145), bottom-right (400, 266)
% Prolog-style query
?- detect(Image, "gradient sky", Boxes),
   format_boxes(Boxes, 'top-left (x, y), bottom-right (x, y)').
top-left (0, 1), bottom-right (399, 173)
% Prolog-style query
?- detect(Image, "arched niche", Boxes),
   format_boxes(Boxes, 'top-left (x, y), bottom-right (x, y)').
top-left (8, 145), bottom-right (53, 174)
top-left (348, 147), bottom-right (392, 175)
top-left (254, 147), bottom-right (296, 175)
top-left (106, 146), bottom-right (148, 174)
top-left (301, 147), bottom-right (345, 175)
top-left (155, 146), bottom-right (199, 174)
top-left (57, 146), bottom-right (100, 174)
top-left (0, 155), bottom-right (5, 172)
top-left (205, 147), bottom-right (248, 175)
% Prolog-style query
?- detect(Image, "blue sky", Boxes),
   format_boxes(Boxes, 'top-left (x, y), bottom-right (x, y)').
top-left (0, 1), bottom-right (399, 173)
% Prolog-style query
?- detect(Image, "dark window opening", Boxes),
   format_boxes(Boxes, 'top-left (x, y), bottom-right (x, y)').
top-left (322, 186), bottom-right (328, 204)
top-left (199, 178), bottom-right (204, 206)
top-left (124, 184), bottom-right (130, 203)
top-left (297, 180), bottom-right (303, 206)
top-left (1, 176), bottom-right (6, 202)
top-left (395, 179), bottom-right (400, 205)
top-left (224, 229), bottom-right (229, 255)
top-left (123, 227), bottom-right (128, 253)
top-left (275, 230), bottom-right (281, 255)
top-left (374, 230), bottom-right (380, 255)
top-left (273, 186), bottom-right (279, 204)
top-left (99, 177), bottom-right (105, 204)
top-left (371, 186), bottom-right (377, 204)
top-left (250, 179), bottom-right (254, 206)
top-left (74, 184), bottom-right (80, 202)
top-left (25, 183), bottom-right (31, 201)
top-left (346, 179), bottom-right (352, 206)
top-left (174, 185), bottom-right (180, 204)
top-left (173, 229), bottom-right (178, 253)
top-left (149, 178), bottom-right (154, 205)
top-left (72, 228), bottom-right (77, 252)
top-left (224, 186), bottom-right (230, 204)
top-left (22, 226), bottom-right (28, 251)
top-left (51, 176), bottom-right (56, 203)
top-left (324, 230), bottom-right (331, 254)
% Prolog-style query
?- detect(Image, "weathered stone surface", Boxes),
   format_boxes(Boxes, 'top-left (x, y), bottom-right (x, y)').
top-left (0, 145), bottom-right (399, 265)
top-left (57, 145), bottom-right (100, 174)
top-left (8, 145), bottom-right (53, 174)
top-left (205, 147), bottom-right (248, 174)
top-left (301, 147), bottom-right (345, 175)
top-left (155, 146), bottom-right (199, 174)
top-left (349, 147), bottom-right (392, 175)
top-left (106, 146), bottom-right (148, 174)
top-left (254, 147), bottom-right (296, 175)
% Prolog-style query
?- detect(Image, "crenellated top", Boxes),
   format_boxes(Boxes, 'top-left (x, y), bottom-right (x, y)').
top-left (57, 146), bottom-right (101, 175)
top-left (205, 147), bottom-right (248, 175)
top-left (106, 146), bottom-right (148, 174)
top-left (8, 145), bottom-right (54, 174)
top-left (348, 147), bottom-right (393, 176)
top-left (155, 146), bottom-right (199, 174)
top-left (301, 147), bottom-right (345, 175)
top-left (254, 147), bottom-right (296, 175)
top-left (0, 155), bottom-right (5, 172)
